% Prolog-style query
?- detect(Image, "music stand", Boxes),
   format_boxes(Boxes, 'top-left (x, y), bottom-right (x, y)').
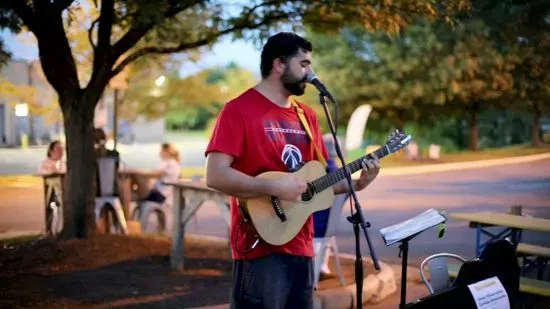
top-left (379, 209), bottom-right (446, 309)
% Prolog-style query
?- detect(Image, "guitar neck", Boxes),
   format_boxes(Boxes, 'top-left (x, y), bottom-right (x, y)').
top-left (311, 146), bottom-right (390, 193)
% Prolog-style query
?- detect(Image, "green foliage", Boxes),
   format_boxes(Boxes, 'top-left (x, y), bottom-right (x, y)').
top-left (165, 107), bottom-right (218, 131)
top-left (309, 18), bottom-right (519, 122)
top-left (0, 2), bottom-right (22, 67)
top-left (301, 0), bottom-right (471, 35)
top-left (124, 63), bottom-right (257, 130)
top-left (305, 4), bottom-right (546, 150)
top-left (0, 38), bottom-right (11, 67)
top-left (458, 1), bottom-right (550, 112)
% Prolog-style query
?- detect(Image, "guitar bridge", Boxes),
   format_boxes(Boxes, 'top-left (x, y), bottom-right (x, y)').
top-left (271, 196), bottom-right (287, 222)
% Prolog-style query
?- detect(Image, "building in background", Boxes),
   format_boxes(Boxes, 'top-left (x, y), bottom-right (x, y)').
top-left (94, 91), bottom-right (165, 145)
top-left (1, 59), bottom-right (164, 147)
top-left (0, 59), bottom-right (61, 147)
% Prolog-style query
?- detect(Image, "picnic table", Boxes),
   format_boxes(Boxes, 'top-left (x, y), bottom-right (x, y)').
top-left (449, 211), bottom-right (550, 257)
top-left (163, 180), bottom-right (230, 271)
top-left (449, 210), bottom-right (550, 292)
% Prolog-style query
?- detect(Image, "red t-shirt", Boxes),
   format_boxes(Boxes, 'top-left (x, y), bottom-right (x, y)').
top-left (205, 88), bottom-right (329, 260)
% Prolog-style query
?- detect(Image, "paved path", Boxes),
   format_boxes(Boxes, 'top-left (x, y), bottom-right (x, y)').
top-left (2, 158), bottom-right (549, 266)
top-left (181, 158), bottom-right (550, 265)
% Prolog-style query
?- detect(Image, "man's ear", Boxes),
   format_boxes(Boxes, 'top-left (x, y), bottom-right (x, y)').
top-left (272, 58), bottom-right (286, 75)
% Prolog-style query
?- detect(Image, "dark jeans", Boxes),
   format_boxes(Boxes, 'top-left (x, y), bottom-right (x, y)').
top-left (231, 253), bottom-right (314, 309)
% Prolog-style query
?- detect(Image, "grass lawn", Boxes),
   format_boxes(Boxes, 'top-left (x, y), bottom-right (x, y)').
top-left (182, 144), bottom-right (550, 177)
top-left (180, 166), bottom-right (208, 178)
top-left (345, 144), bottom-right (550, 168)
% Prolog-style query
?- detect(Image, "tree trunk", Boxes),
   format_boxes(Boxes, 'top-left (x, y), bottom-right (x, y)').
top-left (469, 103), bottom-right (479, 151)
top-left (456, 117), bottom-right (465, 150)
top-left (532, 104), bottom-right (542, 147)
top-left (60, 96), bottom-right (98, 239)
top-left (396, 108), bottom-right (406, 131)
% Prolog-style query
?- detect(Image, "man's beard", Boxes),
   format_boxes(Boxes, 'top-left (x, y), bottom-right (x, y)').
top-left (281, 69), bottom-right (306, 96)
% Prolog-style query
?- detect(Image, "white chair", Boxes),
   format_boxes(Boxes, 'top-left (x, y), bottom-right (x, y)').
top-left (134, 201), bottom-right (166, 233)
top-left (406, 142), bottom-right (420, 160)
top-left (428, 144), bottom-right (441, 160)
top-left (132, 173), bottom-right (190, 235)
top-left (419, 253), bottom-right (467, 294)
top-left (313, 193), bottom-right (350, 288)
top-left (95, 157), bottom-right (128, 235)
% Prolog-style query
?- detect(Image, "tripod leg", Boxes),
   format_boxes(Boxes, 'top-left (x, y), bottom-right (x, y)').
top-left (354, 221), bottom-right (363, 308)
top-left (399, 241), bottom-right (409, 309)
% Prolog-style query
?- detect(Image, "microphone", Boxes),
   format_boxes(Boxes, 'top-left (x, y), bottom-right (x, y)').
top-left (305, 72), bottom-right (336, 103)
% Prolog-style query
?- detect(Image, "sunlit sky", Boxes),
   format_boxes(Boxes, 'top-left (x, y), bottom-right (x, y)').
top-left (0, 29), bottom-right (262, 78)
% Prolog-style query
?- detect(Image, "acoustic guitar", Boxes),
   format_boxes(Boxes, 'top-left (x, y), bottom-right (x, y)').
top-left (238, 130), bottom-right (412, 246)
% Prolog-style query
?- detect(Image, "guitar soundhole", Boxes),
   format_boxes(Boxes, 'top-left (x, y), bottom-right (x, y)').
top-left (301, 183), bottom-right (315, 203)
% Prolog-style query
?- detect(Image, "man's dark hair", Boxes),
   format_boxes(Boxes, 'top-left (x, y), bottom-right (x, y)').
top-left (260, 32), bottom-right (313, 78)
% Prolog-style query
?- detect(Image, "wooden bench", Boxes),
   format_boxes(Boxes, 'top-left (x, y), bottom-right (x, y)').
top-left (448, 211), bottom-right (550, 257)
top-left (517, 243), bottom-right (550, 258)
top-left (516, 242), bottom-right (550, 280)
top-left (448, 263), bottom-right (550, 297)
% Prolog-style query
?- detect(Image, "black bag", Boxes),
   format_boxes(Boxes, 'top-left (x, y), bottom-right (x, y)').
top-left (453, 239), bottom-right (520, 307)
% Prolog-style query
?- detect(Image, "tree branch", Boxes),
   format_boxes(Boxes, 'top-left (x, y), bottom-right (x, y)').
top-left (96, 0), bottom-right (114, 56)
top-left (111, 12), bottom-right (289, 77)
top-left (6, 0), bottom-right (39, 34)
top-left (55, 0), bottom-right (75, 11)
top-left (88, 17), bottom-right (99, 49)
top-left (86, 0), bottom-right (115, 95)
top-left (110, 3), bottom-right (189, 62)
top-left (21, 1), bottom-right (81, 101)
top-left (110, 0), bottom-right (293, 77)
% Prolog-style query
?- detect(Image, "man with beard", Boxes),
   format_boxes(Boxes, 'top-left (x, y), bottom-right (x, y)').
top-left (205, 32), bottom-right (380, 309)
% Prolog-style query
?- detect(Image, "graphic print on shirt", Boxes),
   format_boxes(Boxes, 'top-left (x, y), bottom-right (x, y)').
top-left (281, 144), bottom-right (302, 170)
top-left (263, 119), bottom-right (308, 171)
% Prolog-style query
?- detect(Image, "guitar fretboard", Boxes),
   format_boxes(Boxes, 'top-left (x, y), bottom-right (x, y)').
top-left (311, 146), bottom-right (390, 193)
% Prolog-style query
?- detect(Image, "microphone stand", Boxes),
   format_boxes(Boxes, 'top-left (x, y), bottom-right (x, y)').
top-left (318, 93), bottom-right (380, 309)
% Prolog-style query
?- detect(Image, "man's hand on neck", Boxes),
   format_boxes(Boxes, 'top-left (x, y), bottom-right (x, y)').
top-left (255, 79), bottom-right (292, 108)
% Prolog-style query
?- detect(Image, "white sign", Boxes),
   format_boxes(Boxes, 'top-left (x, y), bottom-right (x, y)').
top-left (467, 276), bottom-right (510, 309)
top-left (345, 104), bottom-right (372, 151)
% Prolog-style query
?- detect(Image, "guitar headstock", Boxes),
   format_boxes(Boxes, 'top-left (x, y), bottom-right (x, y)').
top-left (385, 129), bottom-right (413, 154)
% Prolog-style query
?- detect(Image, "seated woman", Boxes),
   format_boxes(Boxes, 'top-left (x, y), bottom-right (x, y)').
top-left (38, 140), bottom-right (67, 175)
top-left (144, 143), bottom-right (181, 203)
top-left (125, 143), bottom-right (182, 232)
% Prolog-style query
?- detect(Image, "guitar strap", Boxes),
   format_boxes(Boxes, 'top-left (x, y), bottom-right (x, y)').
top-left (290, 99), bottom-right (328, 169)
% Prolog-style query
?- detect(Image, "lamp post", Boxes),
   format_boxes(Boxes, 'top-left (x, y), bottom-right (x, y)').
top-left (108, 68), bottom-right (129, 151)
top-left (27, 61), bottom-right (35, 144)
top-left (15, 102), bottom-right (29, 149)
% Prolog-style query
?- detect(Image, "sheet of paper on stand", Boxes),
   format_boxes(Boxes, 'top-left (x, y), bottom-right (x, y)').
top-left (467, 276), bottom-right (510, 309)
top-left (379, 208), bottom-right (446, 246)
